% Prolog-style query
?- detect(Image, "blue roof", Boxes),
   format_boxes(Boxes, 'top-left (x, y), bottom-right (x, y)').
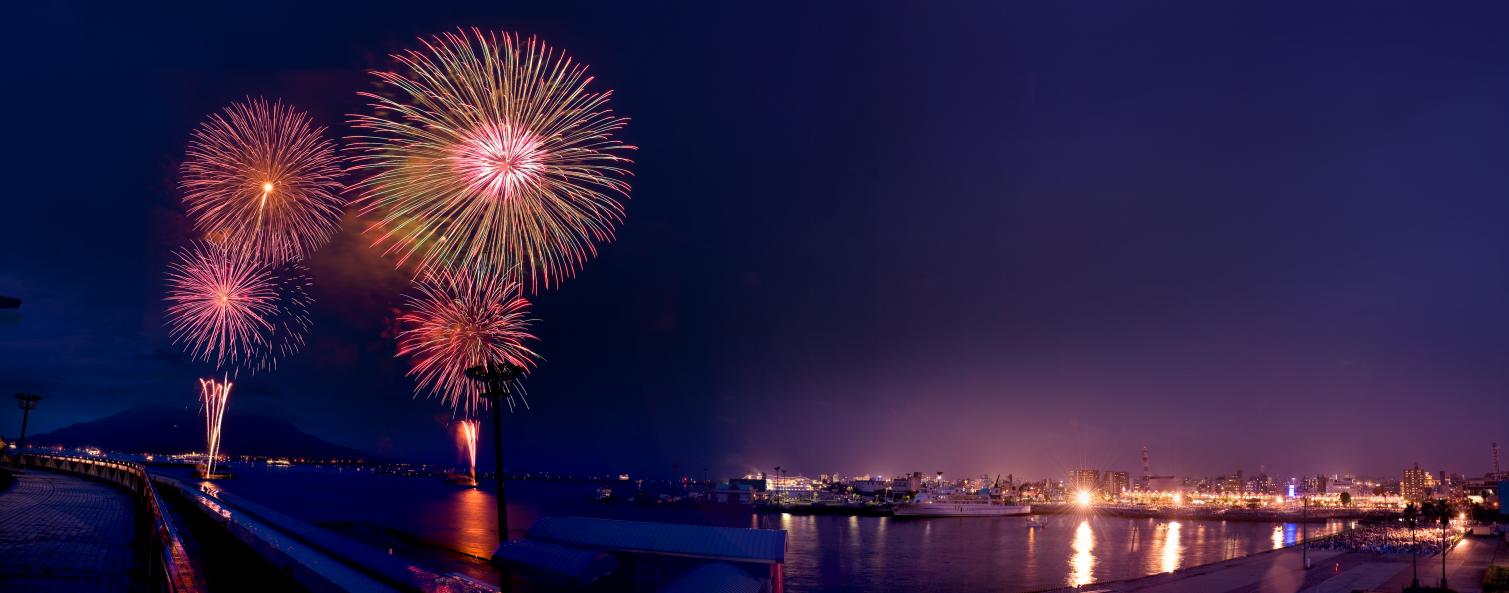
top-left (661, 562), bottom-right (764, 593)
top-left (527, 516), bottom-right (786, 564)
top-left (495, 539), bottom-right (618, 587)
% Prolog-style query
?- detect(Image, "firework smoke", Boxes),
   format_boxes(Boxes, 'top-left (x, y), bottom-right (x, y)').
top-left (181, 98), bottom-right (345, 265)
top-left (349, 28), bottom-right (634, 290)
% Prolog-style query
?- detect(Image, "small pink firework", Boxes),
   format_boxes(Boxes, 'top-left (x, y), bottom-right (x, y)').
top-left (164, 242), bottom-right (311, 373)
top-left (181, 98), bottom-right (345, 264)
top-left (198, 377), bottom-right (232, 477)
top-left (459, 419), bottom-right (480, 483)
top-left (396, 267), bottom-right (539, 417)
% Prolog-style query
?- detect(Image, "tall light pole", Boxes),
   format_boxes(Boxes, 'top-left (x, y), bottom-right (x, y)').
top-left (14, 393), bottom-right (42, 453)
top-left (1301, 495), bottom-right (1308, 569)
top-left (465, 361), bottom-right (524, 593)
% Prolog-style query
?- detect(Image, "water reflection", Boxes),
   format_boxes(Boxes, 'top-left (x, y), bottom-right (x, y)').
top-left (1161, 521), bottom-right (1182, 573)
top-left (1070, 520), bottom-right (1095, 587)
top-left (451, 487), bottom-right (495, 558)
top-left (1271, 524), bottom-right (1284, 550)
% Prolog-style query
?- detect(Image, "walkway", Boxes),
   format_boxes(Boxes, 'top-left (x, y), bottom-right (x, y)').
top-left (1376, 534), bottom-right (1508, 593)
top-left (0, 467), bottom-right (137, 592)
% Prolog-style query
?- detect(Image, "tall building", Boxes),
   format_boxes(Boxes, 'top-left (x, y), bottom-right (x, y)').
top-left (1070, 469), bottom-right (1101, 493)
top-left (1402, 464), bottom-right (1429, 501)
top-left (1103, 471), bottom-right (1130, 496)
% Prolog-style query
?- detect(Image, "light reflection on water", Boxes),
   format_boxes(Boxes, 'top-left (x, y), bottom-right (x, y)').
top-left (1070, 520), bottom-right (1095, 587)
top-left (201, 466), bottom-right (1351, 593)
top-left (448, 487), bottom-right (494, 558)
top-left (1161, 521), bottom-right (1182, 573)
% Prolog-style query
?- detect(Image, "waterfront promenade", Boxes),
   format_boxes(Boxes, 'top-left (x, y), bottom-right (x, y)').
top-left (0, 467), bottom-right (136, 592)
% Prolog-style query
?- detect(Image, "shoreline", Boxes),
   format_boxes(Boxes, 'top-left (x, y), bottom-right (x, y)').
top-left (1035, 502), bottom-right (1394, 523)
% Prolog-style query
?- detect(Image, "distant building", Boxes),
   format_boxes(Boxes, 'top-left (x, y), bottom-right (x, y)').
top-left (852, 477), bottom-right (889, 495)
top-left (1219, 471), bottom-right (1244, 495)
top-left (767, 475), bottom-right (813, 498)
top-left (1146, 476), bottom-right (1181, 492)
top-left (1402, 464), bottom-right (1430, 501)
top-left (1070, 469), bottom-right (1101, 493)
top-left (1102, 471), bottom-right (1130, 496)
top-left (891, 472), bottom-right (922, 494)
top-left (730, 477), bottom-right (768, 494)
top-left (1326, 477), bottom-right (1358, 496)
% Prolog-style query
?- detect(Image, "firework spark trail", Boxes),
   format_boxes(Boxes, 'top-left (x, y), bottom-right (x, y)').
top-left (199, 377), bottom-right (233, 477)
top-left (396, 267), bottom-right (539, 417)
top-left (349, 28), bottom-right (635, 290)
top-left (460, 419), bottom-right (480, 483)
top-left (164, 243), bottom-right (312, 373)
top-left (182, 98), bottom-right (345, 265)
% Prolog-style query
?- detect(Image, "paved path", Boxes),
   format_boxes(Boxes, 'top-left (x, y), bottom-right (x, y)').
top-left (1376, 534), bottom-right (1508, 593)
top-left (0, 467), bottom-right (137, 592)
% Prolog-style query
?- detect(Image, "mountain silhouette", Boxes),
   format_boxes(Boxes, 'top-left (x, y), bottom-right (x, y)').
top-left (27, 405), bottom-right (369, 459)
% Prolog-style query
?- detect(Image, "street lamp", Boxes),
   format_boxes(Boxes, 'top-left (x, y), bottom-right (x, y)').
top-left (1301, 495), bottom-right (1308, 569)
top-left (14, 393), bottom-right (42, 453)
top-left (464, 361), bottom-right (524, 593)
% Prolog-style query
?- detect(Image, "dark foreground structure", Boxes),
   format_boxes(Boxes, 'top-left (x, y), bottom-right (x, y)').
top-left (0, 451), bottom-right (787, 593)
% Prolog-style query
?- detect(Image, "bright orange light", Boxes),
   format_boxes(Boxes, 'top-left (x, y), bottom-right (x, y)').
top-left (1076, 490), bottom-right (1093, 507)
top-left (458, 419), bottom-right (479, 484)
top-left (1172, 492), bottom-right (1183, 506)
top-left (261, 181), bottom-right (274, 193)
top-left (198, 377), bottom-right (232, 477)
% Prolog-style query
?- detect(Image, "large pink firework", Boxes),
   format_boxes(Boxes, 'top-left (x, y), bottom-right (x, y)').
top-left (348, 28), bottom-right (634, 291)
top-left (181, 98), bottom-right (345, 264)
top-left (164, 242), bottom-right (311, 373)
top-left (396, 268), bottom-right (539, 416)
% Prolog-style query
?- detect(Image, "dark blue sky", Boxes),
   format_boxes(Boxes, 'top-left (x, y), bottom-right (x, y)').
top-left (4, 1), bottom-right (1508, 480)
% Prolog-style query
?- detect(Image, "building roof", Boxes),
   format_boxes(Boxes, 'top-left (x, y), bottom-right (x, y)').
top-left (528, 516), bottom-right (786, 564)
top-left (495, 539), bottom-right (618, 587)
top-left (661, 562), bottom-right (764, 593)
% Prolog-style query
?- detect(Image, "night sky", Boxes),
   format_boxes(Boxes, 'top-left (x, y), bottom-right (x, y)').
top-left (5, 2), bottom-right (1509, 481)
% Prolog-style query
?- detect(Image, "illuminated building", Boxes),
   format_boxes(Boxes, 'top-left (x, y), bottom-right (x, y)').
top-left (1102, 471), bottom-right (1130, 496)
top-left (1069, 469), bottom-right (1101, 493)
top-left (1402, 464), bottom-right (1429, 501)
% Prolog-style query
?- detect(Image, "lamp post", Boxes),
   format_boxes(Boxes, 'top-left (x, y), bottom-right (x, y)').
top-left (14, 393), bottom-right (42, 454)
top-left (1404, 503), bottom-right (1419, 588)
top-left (1438, 500), bottom-right (1450, 590)
top-left (464, 361), bottom-right (524, 593)
top-left (1301, 495), bottom-right (1308, 570)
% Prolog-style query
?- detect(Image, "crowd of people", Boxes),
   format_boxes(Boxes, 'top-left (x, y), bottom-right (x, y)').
top-left (1307, 523), bottom-right (1464, 556)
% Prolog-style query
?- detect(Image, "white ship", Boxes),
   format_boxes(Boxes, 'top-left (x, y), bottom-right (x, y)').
top-left (894, 488), bottom-right (1032, 517)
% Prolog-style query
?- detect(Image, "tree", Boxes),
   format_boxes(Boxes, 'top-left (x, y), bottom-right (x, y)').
top-left (1422, 499), bottom-right (1453, 590)
top-left (1339, 491), bottom-right (1351, 506)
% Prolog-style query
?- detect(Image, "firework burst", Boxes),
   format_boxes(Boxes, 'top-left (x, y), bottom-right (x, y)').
top-left (182, 98), bottom-right (345, 264)
top-left (459, 419), bottom-right (480, 484)
top-left (396, 267), bottom-right (539, 416)
top-left (164, 242), bottom-right (312, 373)
top-left (199, 377), bottom-right (232, 477)
top-left (349, 28), bottom-right (634, 290)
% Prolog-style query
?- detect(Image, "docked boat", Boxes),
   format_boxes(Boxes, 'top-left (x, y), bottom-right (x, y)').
top-left (266, 457), bottom-right (291, 467)
top-left (894, 488), bottom-right (1032, 517)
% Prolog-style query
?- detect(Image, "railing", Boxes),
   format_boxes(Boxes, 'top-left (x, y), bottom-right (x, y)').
top-left (3, 451), bottom-right (202, 593)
